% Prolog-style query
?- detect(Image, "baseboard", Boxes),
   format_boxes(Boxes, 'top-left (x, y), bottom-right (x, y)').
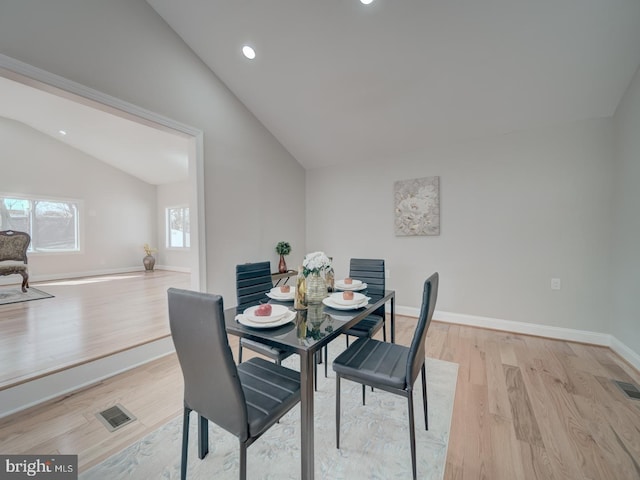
top-left (394, 306), bottom-right (640, 371)
top-left (0, 266), bottom-right (190, 287)
top-left (609, 336), bottom-right (640, 372)
top-left (0, 337), bottom-right (176, 419)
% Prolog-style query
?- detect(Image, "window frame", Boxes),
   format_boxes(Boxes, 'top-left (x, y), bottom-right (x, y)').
top-left (165, 205), bottom-right (190, 250)
top-left (0, 192), bottom-right (83, 255)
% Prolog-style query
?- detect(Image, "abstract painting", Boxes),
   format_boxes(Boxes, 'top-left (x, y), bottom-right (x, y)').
top-left (394, 176), bottom-right (440, 236)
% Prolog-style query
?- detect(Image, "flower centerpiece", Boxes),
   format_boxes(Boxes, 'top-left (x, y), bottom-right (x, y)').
top-left (302, 251), bottom-right (331, 303)
top-left (143, 243), bottom-right (157, 271)
top-left (275, 241), bottom-right (291, 274)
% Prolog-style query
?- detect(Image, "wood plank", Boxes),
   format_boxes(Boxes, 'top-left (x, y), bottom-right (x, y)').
top-left (0, 283), bottom-right (639, 478)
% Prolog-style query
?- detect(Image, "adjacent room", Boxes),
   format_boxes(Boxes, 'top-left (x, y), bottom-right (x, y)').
top-left (0, 1), bottom-right (639, 479)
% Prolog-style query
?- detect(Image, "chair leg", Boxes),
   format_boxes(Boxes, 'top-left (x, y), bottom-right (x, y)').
top-left (336, 375), bottom-right (341, 449)
top-left (324, 346), bottom-right (328, 377)
top-left (382, 319), bottom-right (387, 342)
top-left (238, 343), bottom-right (243, 363)
top-left (198, 414), bottom-right (208, 459)
top-left (181, 407), bottom-right (191, 480)
top-left (408, 393), bottom-right (417, 480)
top-left (421, 364), bottom-right (428, 430)
top-left (239, 441), bottom-right (247, 480)
top-left (362, 384), bottom-right (366, 405)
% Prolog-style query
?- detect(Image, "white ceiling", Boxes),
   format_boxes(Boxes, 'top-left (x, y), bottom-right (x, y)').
top-left (0, 75), bottom-right (189, 185)
top-left (147, 0), bottom-right (640, 169)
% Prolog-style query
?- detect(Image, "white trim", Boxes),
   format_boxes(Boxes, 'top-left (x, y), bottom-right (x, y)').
top-left (0, 337), bottom-right (175, 419)
top-left (610, 336), bottom-right (640, 372)
top-left (394, 306), bottom-right (640, 371)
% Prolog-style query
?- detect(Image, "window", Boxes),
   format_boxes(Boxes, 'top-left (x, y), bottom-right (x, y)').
top-left (0, 195), bottom-right (80, 252)
top-left (166, 206), bottom-right (190, 248)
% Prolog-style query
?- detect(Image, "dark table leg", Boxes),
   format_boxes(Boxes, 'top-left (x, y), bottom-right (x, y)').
top-left (391, 295), bottom-right (396, 344)
top-left (300, 350), bottom-right (315, 479)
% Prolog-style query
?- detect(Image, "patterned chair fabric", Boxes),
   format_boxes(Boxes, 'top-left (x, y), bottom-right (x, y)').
top-left (0, 230), bottom-right (30, 292)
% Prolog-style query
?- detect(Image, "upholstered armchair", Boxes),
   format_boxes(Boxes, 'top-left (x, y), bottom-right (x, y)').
top-left (0, 230), bottom-right (31, 292)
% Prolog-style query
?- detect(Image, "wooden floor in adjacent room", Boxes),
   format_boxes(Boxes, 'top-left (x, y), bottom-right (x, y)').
top-left (0, 270), bottom-right (190, 390)
top-left (0, 274), bottom-right (639, 478)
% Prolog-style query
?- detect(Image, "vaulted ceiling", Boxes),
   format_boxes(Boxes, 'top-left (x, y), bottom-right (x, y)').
top-left (2, 2), bottom-right (639, 179)
top-left (0, 74), bottom-right (190, 185)
top-left (147, 0), bottom-right (640, 169)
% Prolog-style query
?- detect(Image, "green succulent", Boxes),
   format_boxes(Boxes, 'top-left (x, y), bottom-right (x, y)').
top-left (275, 241), bottom-right (291, 255)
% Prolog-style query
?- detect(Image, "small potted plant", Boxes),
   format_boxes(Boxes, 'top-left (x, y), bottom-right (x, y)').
top-left (275, 241), bottom-right (291, 273)
top-left (143, 243), bottom-right (157, 271)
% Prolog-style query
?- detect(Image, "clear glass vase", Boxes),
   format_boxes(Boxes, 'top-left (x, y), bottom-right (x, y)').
top-left (306, 272), bottom-right (327, 304)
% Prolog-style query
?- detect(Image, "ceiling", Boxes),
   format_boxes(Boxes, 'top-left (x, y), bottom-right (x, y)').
top-left (147, 0), bottom-right (640, 169)
top-left (2, 2), bottom-right (639, 177)
top-left (0, 75), bottom-right (190, 185)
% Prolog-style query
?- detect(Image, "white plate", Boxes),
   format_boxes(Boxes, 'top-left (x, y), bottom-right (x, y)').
top-left (336, 278), bottom-right (362, 287)
top-left (266, 286), bottom-right (296, 301)
top-left (243, 304), bottom-right (289, 323)
top-left (237, 310), bottom-right (296, 329)
top-left (322, 297), bottom-right (369, 310)
top-left (334, 282), bottom-right (368, 292)
top-left (329, 291), bottom-right (367, 306)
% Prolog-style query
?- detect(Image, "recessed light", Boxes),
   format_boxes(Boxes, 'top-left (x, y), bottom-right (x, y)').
top-left (58, 130), bottom-right (67, 136)
top-left (242, 45), bottom-right (256, 60)
top-left (360, 0), bottom-right (374, 4)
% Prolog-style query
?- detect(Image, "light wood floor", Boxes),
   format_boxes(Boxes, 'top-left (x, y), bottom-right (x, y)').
top-left (0, 270), bottom-right (190, 390)
top-left (0, 274), bottom-right (639, 478)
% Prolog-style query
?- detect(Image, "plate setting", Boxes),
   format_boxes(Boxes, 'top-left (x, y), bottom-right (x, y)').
top-left (266, 286), bottom-right (296, 301)
top-left (236, 305), bottom-right (296, 329)
top-left (334, 279), bottom-right (368, 291)
top-left (322, 294), bottom-right (370, 310)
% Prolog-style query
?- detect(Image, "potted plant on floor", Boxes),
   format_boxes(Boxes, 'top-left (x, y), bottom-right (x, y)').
top-left (275, 241), bottom-right (291, 273)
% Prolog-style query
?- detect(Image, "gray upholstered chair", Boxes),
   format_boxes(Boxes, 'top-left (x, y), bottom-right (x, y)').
top-left (0, 230), bottom-right (31, 292)
top-left (235, 261), bottom-right (295, 365)
top-left (333, 272), bottom-right (439, 480)
top-left (168, 288), bottom-right (301, 480)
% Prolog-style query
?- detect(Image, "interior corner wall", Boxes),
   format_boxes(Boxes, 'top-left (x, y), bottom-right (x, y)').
top-left (612, 66), bottom-right (640, 355)
top-left (0, 117), bottom-right (156, 278)
top-left (307, 118), bottom-right (614, 334)
top-left (0, 0), bottom-right (306, 303)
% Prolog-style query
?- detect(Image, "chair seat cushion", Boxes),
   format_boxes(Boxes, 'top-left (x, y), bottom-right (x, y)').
top-left (333, 337), bottom-right (409, 389)
top-left (240, 338), bottom-right (294, 362)
top-left (238, 357), bottom-right (301, 437)
top-left (344, 314), bottom-right (383, 337)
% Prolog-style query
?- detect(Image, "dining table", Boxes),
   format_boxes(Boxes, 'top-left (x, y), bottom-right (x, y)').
top-left (223, 288), bottom-right (396, 480)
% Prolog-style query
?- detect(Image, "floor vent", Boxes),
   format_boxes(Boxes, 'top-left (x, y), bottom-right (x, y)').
top-left (613, 380), bottom-right (640, 400)
top-left (96, 404), bottom-right (137, 432)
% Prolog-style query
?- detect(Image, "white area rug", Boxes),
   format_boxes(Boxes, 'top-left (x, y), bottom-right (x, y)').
top-left (81, 344), bottom-right (458, 480)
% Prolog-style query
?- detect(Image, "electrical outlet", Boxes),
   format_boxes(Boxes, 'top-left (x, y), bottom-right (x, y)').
top-left (551, 278), bottom-right (561, 290)
top-left (385, 269), bottom-right (390, 279)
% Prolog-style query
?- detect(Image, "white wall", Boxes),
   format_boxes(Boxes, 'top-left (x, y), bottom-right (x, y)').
top-left (0, 117), bottom-right (156, 277)
top-left (0, 0), bottom-right (306, 302)
top-left (308, 118), bottom-right (614, 333)
top-left (612, 66), bottom-right (640, 355)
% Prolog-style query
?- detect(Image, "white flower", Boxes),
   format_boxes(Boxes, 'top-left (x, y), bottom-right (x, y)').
top-left (303, 251), bottom-right (331, 276)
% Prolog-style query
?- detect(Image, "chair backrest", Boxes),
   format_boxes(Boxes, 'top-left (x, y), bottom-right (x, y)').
top-left (236, 261), bottom-right (273, 310)
top-left (406, 272), bottom-right (439, 385)
top-left (167, 288), bottom-right (250, 441)
top-left (0, 230), bottom-right (30, 263)
top-left (350, 258), bottom-right (385, 317)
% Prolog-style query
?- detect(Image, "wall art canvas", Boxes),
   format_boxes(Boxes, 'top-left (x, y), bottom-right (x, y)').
top-left (394, 176), bottom-right (440, 236)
